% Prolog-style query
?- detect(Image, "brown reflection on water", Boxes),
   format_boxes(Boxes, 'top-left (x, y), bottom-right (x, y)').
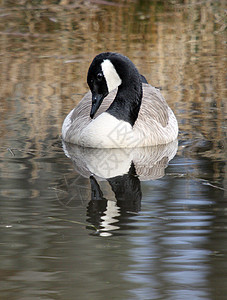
top-left (1, 1), bottom-right (225, 181)
top-left (0, 2), bottom-right (225, 135)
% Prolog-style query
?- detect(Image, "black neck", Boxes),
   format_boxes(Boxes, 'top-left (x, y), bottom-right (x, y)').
top-left (107, 84), bottom-right (142, 126)
top-left (106, 55), bottom-right (143, 126)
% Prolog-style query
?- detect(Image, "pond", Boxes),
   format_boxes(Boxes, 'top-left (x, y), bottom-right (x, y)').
top-left (0, 1), bottom-right (226, 299)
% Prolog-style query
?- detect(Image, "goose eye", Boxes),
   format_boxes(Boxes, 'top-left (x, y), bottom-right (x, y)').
top-left (96, 73), bottom-right (103, 81)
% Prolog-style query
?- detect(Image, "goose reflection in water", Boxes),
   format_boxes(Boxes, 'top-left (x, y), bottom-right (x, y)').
top-left (62, 140), bottom-right (178, 236)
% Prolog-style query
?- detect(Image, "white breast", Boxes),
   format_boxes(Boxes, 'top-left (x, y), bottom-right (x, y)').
top-left (79, 112), bottom-right (142, 148)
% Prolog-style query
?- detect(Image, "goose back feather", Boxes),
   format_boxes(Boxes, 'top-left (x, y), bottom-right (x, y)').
top-left (62, 83), bottom-right (178, 148)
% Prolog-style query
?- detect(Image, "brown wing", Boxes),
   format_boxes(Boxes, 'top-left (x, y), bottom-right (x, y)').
top-left (66, 84), bottom-right (170, 142)
top-left (70, 89), bottom-right (117, 123)
top-left (137, 84), bottom-right (169, 128)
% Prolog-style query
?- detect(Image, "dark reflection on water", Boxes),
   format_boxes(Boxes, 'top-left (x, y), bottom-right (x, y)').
top-left (1, 137), bottom-right (225, 300)
top-left (62, 141), bottom-right (178, 237)
top-left (0, 0), bottom-right (226, 299)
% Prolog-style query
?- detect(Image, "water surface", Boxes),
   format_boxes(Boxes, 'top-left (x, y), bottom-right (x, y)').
top-left (0, 1), bottom-right (226, 299)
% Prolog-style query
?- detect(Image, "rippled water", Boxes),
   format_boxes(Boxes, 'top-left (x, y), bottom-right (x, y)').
top-left (0, 1), bottom-right (226, 300)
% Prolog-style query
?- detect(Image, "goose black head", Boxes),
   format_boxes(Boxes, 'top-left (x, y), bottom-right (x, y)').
top-left (87, 52), bottom-right (124, 118)
top-left (87, 52), bottom-right (143, 123)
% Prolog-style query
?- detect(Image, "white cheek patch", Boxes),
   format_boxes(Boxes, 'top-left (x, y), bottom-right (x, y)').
top-left (101, 59), bottom-right (122, 92)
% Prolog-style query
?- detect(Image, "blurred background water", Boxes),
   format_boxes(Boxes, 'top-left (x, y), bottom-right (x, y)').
top-left (0, 0), bottom-right (226, 299)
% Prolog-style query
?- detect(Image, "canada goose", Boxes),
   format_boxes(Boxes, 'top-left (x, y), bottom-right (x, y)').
top-left (62, 52), bottom-right (178, 148)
